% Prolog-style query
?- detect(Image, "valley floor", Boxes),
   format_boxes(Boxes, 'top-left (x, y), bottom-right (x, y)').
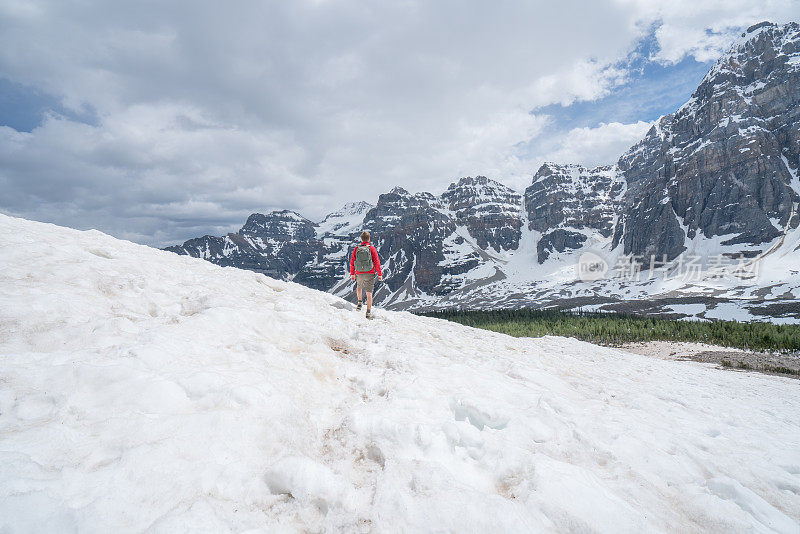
top-left (619, 341), bottom-right (800, 379)
top-left (1, 214), bottom-right (799, 533)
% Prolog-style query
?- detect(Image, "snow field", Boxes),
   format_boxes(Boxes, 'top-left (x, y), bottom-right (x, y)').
top-left (0, 214), bottom-right (799, 532)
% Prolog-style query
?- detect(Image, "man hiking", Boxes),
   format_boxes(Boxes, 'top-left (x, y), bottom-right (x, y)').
top-left (350, 231), bottom-right (382, 319)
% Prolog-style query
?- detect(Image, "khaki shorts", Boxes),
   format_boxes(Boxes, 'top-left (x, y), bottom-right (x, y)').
top-left (356, 273), bottom-right (376, 293)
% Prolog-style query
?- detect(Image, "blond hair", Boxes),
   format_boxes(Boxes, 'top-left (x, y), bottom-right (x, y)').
top-left (360, 230), bottom-right (370, 242)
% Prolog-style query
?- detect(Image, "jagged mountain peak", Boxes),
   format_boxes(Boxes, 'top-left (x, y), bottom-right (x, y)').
top-left (371, 187), bottom-right (443, 214)
top-left (457, 174), bottom-right (490, 183)
top-left (741, 19), bottom-right (797, 45)
top-left (320, 201), bottom-right (373, 222)
top-left (746, 20), bottom-right (777, 34)
top-left (693, 21), bottom-right (799, 103)
top-left (440, 176), bottom-right (523, 252)
top-left (245, 209), bottom-right (310, 222)
top-left (613, 19), bottom-right (800, 261)
top-left (448, 174), bottom-right (489, 187)
top-left (165, 23), bottom-right (800, 317)
top-left (445, 175), bottom-right (518, 196)
top-left (239, 210), bottom-right (316, 241)
top-left (240, 210), bottom-right (313, 232)
top-left (531, 162), bottom-right (618, 183)
top-left (537, 161), bottom-right (580, 171)
top-left (525, 163), bottom-right (624, 261)
top-left (317, 201), bottom-right (373, 237)
top-left (344, 200), bottom-right (373, 211)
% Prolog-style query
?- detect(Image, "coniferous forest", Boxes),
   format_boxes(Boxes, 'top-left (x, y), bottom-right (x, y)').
top-left (422, 309), bottom-right (800, 353)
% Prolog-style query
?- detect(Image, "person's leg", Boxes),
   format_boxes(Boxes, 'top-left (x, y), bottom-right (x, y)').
top-left (364, 274), bottom-right (375, 317)
top-left (357, 286), bottom-right (362, 302)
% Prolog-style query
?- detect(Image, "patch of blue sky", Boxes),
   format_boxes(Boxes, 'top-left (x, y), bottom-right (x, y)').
top-left (532, 28), bottom-right (714, 132)
top-left (0, 77), bottom-right (98, 132)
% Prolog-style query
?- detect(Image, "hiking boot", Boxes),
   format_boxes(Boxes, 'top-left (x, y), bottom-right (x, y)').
top-left (365, 309), bottom-right (372, 319)
top-left (356, 301), bottom-right (362, 310)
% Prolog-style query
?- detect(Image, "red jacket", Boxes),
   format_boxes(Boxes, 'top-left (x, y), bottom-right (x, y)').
top-left (350, 242), bottom-right (382, 276)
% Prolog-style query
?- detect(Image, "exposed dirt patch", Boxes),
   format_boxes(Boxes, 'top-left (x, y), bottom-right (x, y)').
top-left (747, 300), bottom-right (800, 319)
top-left (619, 341), bottom-right (800, 379)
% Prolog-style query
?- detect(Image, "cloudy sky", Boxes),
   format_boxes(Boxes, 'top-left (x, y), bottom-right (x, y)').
top-left (1, 0), bottom-right (798, 246)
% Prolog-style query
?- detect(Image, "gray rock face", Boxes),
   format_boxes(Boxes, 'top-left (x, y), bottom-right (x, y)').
top-left (525, 164), bottom-right (623, 235)
top-left (164, 233), bottom-right (279, 275)
top-left (164, 22), bottom-right (800, 311)
top-left (165, 210), bottom-right (325, 281)
top-left (239, 210), bottom-right (317, 242)
top-left (317, 201), bottom-right (374, 236)
top-left (537, 229), bottom-right (588, 262)
top-left (525, 163), bottom-right (625, 262)
top-left (363, 187), bottom-right (467, 295)
top-left (613, 21), bottom-right (800, 261)
top-left (299, 201), bottom-right (374, 290)
top-left (441, 176), bottom-right (523, 252)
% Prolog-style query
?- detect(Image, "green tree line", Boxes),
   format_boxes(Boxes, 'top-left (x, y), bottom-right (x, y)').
top-left (420, 309), bottom-right (800, 353)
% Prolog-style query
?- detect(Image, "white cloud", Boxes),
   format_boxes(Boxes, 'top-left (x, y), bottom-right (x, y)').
top-left (501, 120), bottom-right (654, 191)
top-left (0, 105), bottom-right (316, 244)
top-left (544, 120), bottom-right (654, 166)
top-left (618, 0), bottom-right (800, 64)
top-left (528, 62), bottom-right (631, 108)
top-left (0, 0), bottom-right (795, 245)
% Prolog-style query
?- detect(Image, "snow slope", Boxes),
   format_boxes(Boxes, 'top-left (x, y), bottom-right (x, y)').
top-left (1, 214), bottom-right (799, 533)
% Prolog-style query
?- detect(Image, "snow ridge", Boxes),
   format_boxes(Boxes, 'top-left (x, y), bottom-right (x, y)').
top-left (2, 213), bottom-right (800, 532)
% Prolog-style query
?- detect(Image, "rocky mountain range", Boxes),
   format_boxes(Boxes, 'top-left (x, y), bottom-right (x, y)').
top-left (166, 21), bottom-right (800, 321)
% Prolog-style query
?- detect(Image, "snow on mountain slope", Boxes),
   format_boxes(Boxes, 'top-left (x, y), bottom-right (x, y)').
top-left (1, 214), bottom-right (799, 533)
top-left (160, 23), bottom-right (800, 319)
top-left (316, 201), bottom-right (374, 237)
